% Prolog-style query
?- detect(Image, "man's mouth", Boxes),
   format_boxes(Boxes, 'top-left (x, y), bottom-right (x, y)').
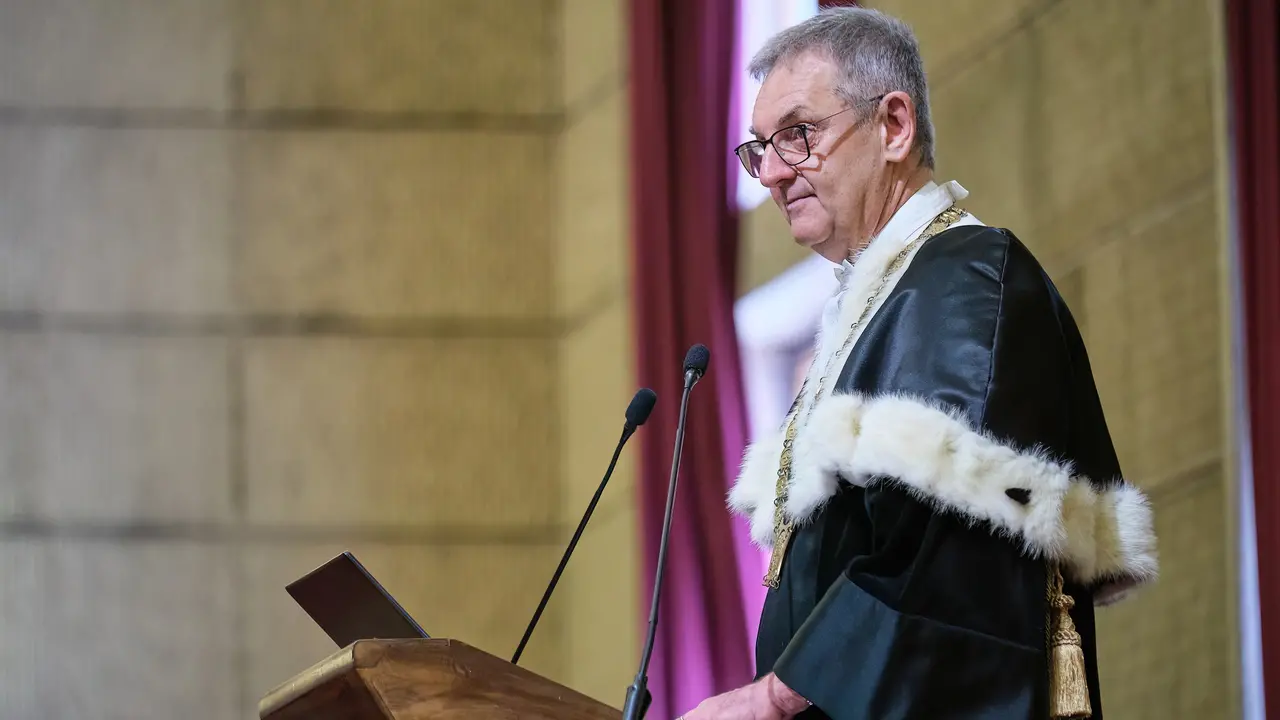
top-left (786, 194), bottom-right (813, 209)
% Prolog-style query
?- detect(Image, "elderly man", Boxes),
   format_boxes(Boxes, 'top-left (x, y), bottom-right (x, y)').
top-left (682, 8), bottom-right (1159, 720)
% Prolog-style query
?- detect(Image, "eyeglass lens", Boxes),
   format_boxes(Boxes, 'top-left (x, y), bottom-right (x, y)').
top-left (737, 126), bottom-right (810, 178)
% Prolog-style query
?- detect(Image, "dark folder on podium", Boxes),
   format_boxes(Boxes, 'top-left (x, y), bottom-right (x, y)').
top-left (285, 552), bottom-right (430, 648)
top-left (257, 551), bottom-right (624, 719)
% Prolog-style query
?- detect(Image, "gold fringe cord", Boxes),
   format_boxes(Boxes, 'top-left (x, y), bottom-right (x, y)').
top-left (1048, 564), bottom-right (1092, 719)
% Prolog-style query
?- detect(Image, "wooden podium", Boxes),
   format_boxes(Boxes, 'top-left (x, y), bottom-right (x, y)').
top-left (259, 637), bottom-right (622, 719)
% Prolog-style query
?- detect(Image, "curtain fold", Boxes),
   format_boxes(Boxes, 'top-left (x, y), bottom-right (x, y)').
top-left (1225, 0), bottom-right (1280, 715)
top-left (627, 0), bottom-right (753, 716)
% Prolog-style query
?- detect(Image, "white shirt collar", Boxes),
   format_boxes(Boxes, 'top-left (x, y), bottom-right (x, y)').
top-left (834, 180), bottom-right (969, 283)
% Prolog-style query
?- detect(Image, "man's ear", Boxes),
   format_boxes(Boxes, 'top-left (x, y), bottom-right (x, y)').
top-left (879, 91), bottom-right (917, 163)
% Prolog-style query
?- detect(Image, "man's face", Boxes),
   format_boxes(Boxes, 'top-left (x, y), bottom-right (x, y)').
top-left (749, 52), bottom-right (874, 262)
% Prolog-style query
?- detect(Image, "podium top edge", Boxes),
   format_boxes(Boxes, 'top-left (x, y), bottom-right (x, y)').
top-left (258, 643), bottom-right (357, 718)
top-left (257, 639), bottom-right (472, 718)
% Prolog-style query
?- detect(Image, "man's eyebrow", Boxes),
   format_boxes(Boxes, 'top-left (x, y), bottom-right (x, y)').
top-left (748, 104), bottom-right (811, 139)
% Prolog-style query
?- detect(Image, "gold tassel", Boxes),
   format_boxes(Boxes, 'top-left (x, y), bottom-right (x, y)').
top-left (1048, 564), bottom-right (1092, 719)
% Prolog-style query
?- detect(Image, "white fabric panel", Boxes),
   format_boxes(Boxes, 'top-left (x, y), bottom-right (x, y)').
top-left (732, 0), bottom-right (819, 212)
top-left (735, 254), bottom-right (836, 442)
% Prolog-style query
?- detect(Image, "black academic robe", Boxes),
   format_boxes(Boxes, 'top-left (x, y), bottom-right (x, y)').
top-left (730, 225), bottom-right (1158, 720)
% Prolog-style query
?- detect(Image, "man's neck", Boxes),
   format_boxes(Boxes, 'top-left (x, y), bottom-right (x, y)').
top-left (868, 166), bottom-right (933, 241)
top-left (826, 165), bottom-right (935, 263)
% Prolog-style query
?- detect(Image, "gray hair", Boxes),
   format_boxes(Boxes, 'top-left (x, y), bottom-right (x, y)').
top-left (748, 7), bottom-right (935, 169)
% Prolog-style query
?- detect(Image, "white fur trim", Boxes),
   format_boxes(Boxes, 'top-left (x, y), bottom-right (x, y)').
top-left (729, 393), bottom-right (1158, 604)
top-left (729, 425), bottom-right (787, 547)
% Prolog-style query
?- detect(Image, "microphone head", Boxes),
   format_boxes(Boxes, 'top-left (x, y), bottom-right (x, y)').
top-left (626, 388), bottom-right (658, 427)
top-left (683, 344), bottom-right (710, 376)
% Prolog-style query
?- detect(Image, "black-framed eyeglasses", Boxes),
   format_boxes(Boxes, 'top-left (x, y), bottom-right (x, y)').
top-left (733, 95), bottom-right (884, 178)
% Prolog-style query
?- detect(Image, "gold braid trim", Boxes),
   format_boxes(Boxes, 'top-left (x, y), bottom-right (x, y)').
top-left (762, 205), bottom-right (966, 589)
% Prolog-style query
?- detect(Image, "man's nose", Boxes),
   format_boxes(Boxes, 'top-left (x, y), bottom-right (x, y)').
top-left (757, 149), bottom-right (796, 188)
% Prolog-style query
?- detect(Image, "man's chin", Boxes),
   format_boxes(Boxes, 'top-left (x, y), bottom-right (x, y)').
top-left (790, 227), bottom-right (824, 248)
top-left (793, 234), bottom-right (845, 263)
top-left (792, 229), bottom-right (830, 249)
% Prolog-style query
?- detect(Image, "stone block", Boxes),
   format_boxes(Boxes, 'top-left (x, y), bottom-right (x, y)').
top-left (235, 0), bottom-right (555, 115)
top-left (0, 334), bottom-right (232, 523)
top-left (867, 0), bottom-right (1042, 83)
top-left (928, 25), bottom-right (1039, 240)
top-left (1052, 266), bottom-right (1086, 336)
top-left (1126, 194), bottom-right (1222, 486)
top-left (564, 505), bottom-right (638, 702)
top-left (243, 337), bottom-right (558, 529)
top-left (1094, 466), bottom-right (1230, 718)
top-left (1075, 236), bottom-right (1138, 472)
top-left (1030, 0), bottom-right (1216, 268)
top-left (242, 540), bottom-right (566, 711)
top-left (0, 540), bottom-right (238, 719)
top-left (561, 0), bottom-right (625, 108)
top-left (1074, 189), bottom-right (1221, 489)
top-left (899, 0), bottom-right (1216, 271)
top-left (0, 128), bottom-right (232, 315)
top-left (0, 0), bottom-right (231, 109)
top-left (558, 298), bottom-right (634, 522)
top-left (556, 90), bottom-right (628, 317)
top-left (237, 131), bottom-right (552, 319)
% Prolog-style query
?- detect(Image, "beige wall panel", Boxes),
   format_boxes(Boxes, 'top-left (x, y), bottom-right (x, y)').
top-left (1074, 192), bottom-right (1220, 489)
top-left (867, 0), bottom-right (1042, 81)
top-left (0, 334), bottom-right (232, 522)
top-left (0, 540), bottom-right (238, 719)
top-left (0, 128), bottom-right (233, 315)
top-left (1052, 266), bottom-right (1086, 336)
top-left (559, 299), bottom-right (634, 521)
top-left (1094, 469), bottom-right (1230, 718)
top-left (561, 0), bottom-right (625, 108)
top-left (236, 0), bottom-right (555, 115)
top-left (556, 91), bottom-right (628, 316)
top-left (1122, 192), bottom-right (1222, 486)
top-left (243, 337), bottom-right (557, 529)
top-left (564, 505), bottom-right (639, 703)
top-left (238, 132), bottom-right (552, 319)
top-left (243, 541), bottom-right (565, 711)
top-left (1075, 238), bottom-right (1139, 475)
top-left (0, 0), bottom-right (231, 110)
top-left (1030, 0), bottom-right (1215, 270)
top-left (927, 29), bottom-right (1038, 239)
top-left (873, 0), bottom-right (1215, 275)
top-left (556, 0), bottom-right (638, 703)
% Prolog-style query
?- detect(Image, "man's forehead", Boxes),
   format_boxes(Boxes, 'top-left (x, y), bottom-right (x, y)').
top-left (749, 53), bottom-right (839, 136)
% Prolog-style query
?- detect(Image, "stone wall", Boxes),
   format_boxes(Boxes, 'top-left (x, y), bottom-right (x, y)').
top-left (0, 0), bottom-right (638, 716)
top-left (555, 0), bottom-right (640, 705)
top-left (10, 0), bottom-right (1231, 716)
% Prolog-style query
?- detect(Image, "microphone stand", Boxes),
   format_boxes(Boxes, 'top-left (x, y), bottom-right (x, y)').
top-left (621, 365), bottom-right (701, 720)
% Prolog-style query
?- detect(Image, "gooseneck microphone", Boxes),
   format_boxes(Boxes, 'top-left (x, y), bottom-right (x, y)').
top-left (622, 344), bottom-right (710, 720)
top-left (510, 387), bottom-right (658, 665)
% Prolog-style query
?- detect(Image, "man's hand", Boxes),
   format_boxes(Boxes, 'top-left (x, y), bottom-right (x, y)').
top-left (678, 673), bottom-right (809, 720)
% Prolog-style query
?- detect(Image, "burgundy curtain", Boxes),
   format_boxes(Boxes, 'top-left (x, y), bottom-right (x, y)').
top-left (1226, 0), bottom-right (1280, 715)
top-left (627, 0), bottom-right (754, 716)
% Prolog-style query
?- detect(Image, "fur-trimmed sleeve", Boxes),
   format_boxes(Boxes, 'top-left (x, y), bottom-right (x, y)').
top-left (766, 230), bottom-right (1156, 718)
